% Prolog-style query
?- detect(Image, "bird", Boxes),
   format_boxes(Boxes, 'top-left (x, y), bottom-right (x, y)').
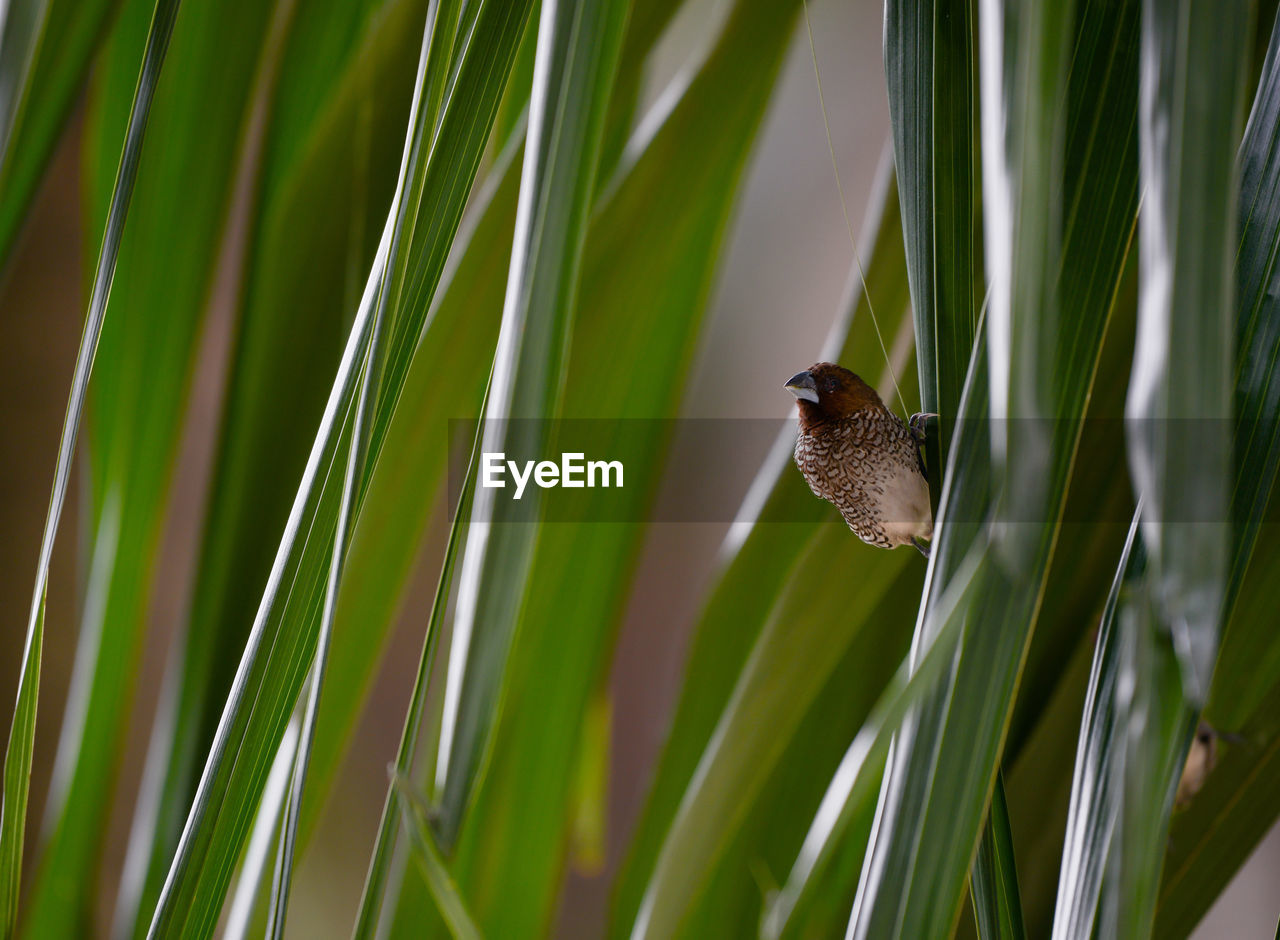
top-left (1175, 721), bottom-right (1244, 809)
top-left (784, 362), bottom-right (934, 555)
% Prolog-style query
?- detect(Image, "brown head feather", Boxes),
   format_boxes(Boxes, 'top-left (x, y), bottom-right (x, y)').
top-left (793, 362), bottom-right (885, 429)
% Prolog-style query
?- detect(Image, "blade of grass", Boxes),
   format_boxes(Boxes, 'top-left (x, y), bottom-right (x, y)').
top-left (1101, 1), bottom-right (1255, 934)
top-left (25, 0), bottom-right (297, 932)
top-left (145, 2), bottom-right (534, 934)
top-left (980, 0), bottom-right (1074, 570)
top-left (976, 276), bottom-right (1138, 935)
top-left (1048, 514), bottom-right (1139, 940)
top-left (392, 777), bottom-right (480, 940)
top-left (262, 2), bottom-right (466, 932)
top-left (1228, 2), bottom-right (1280, 605)
top-left (884, 0), bottom-right (981, 445)
top-left (222, 719), bottom-right (298, 940)
top-left (351, 377), bottom-right (489, 939)
top-left (1125, 0), bottom-right (1252, 703)
top-left (1081, 9), bottom-right (1280, 932)
top-left (970, 773), bottom-right (1027, 940)
top-left (1106, 553), bottom-right (1189, 940)
top-left (432, 0), bottom-right (631, 847)
top-left (0, 0), bottom-right (179, 933)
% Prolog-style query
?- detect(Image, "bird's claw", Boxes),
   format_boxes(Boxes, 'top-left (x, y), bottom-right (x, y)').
top-left (909, 412), bottom-right (938, 442)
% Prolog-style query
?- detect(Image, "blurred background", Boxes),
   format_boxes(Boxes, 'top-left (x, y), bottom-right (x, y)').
top-left (1, 0), bottom-right (1276, 936)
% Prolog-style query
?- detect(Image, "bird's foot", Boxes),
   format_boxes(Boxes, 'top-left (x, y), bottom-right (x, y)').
top-left (909, 412), bottom-right (939, 443)
top-left (911, 536), bottom-right (931, 559)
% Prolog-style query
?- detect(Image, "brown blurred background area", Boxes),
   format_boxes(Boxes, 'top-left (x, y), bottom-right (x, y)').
top-left (1, 0), bottom-right (1277, 936)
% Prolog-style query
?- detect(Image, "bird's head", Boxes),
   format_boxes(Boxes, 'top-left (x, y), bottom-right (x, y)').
top-left (783, 362), bottom-right (882, 425)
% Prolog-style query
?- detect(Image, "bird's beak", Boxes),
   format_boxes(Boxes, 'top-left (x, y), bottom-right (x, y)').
top-left (784, 370), bottom-right (819, 404)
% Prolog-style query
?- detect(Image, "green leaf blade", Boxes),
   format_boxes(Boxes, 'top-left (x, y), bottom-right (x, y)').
top-left (145, 2), bottom-right (534, 934)
top-left (1125, 0), bottom-right (1253, 702)
top-left (0, 0), bottom-right (181, 933)
top-left (431, 0), bottom-right (632, 847)
top-left (117, 6), bottom-right (431, 928)
top-left (970, 773), bottom-right (1027, 940)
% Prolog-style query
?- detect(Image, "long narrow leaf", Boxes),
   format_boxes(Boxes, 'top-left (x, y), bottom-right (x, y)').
top-left (146, 3), bottom-right (534, 934)
top-left (970, 773), bottom-right (1027, 940)
top-left (222, 720), bottom-right (299, 940)
top-left (27, 0), bottom-right (293, 932)
top-left (392, 777), bottom-right (480, 940)
top-left (884, 0), bottom-right (981, 441)
top-left (1101, 2), bottom-right (1254, 934)
top-left (0, 0), bottom-right (179, 933)
top-left (1094, 7), bottom-right (1280, 934)
top-left (111, 2), bottom-right (431, 933)
top-left (263, 2), bottom-right (465, 932)
top-left (351, 376), bottom-right (490, 939)
top-left (433, 0), bottom-right (630, 846)
top-left (295, 0), bottom-right (685, 852)
top-left (1049, 514), bottom-right (1140, 939)
top-left (1125, 0), bottom-right (1252, 702)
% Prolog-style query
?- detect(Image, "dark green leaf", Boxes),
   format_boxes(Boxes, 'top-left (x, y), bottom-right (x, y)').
top-left (884, 0), bottom-right (980, 443)
top-left (1098, 1), bottom-right (1256, 934)
top-left (1048, 515), bottom-right (1140, 939)
top-left (970, 773), bottom-right (1026, 940)
top-left (1149, 8), bottom-right (1280, 925)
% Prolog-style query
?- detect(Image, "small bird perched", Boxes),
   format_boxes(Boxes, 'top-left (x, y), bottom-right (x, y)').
top-left (784, 362), bottom-right (933, 555)
top-left (1175, 722), bottom-right (1218, 809)
top-left (1174, 721), bottom-right (1244, 809)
